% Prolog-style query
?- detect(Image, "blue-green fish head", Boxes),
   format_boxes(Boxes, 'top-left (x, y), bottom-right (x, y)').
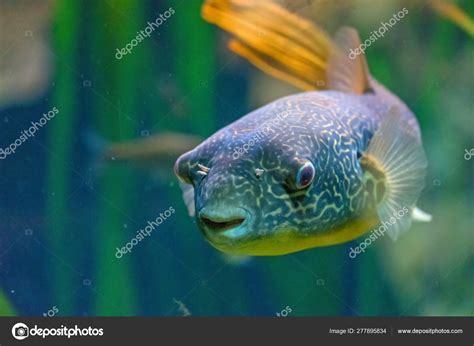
top-left (174, 95), bottom-right (374, 256)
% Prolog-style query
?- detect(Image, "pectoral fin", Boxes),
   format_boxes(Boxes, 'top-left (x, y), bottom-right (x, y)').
top-left (179, 182), bottom-right (196, 217)
top-left (360, 107), bottom-right (428, 240)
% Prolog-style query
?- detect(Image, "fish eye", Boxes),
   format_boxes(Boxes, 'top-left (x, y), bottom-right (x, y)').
top-left (294, 161), bottom-right (315, 189)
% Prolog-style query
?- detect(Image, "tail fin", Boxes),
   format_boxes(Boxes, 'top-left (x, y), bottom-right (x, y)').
top-left (201, 0), bottom-right (333, 90)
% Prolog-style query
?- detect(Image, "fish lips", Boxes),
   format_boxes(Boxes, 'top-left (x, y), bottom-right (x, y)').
top-left (197, 206), bottom-right (255, 246)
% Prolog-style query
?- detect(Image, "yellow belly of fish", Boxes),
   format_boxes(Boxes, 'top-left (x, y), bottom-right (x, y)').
top-left (223, 209), bottom-right (380, 256)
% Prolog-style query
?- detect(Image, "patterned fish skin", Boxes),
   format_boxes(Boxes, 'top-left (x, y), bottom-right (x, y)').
top-left (175, 88), bottom-right (420, 255)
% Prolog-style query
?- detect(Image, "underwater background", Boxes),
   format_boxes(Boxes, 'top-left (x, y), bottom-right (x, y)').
top-left (0, 0), bottom-right (473, 316)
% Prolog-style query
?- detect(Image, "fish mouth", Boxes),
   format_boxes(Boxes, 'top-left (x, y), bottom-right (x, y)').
top-left (198, 207), bottom-right (249, 234)
top-left (200, 216), bottom-right (246, 232)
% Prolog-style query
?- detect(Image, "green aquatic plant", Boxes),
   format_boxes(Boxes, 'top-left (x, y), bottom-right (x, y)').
top-left (0, 288), bottom-right (16, 316)
top-left (45, 0), bottom-right (80, 315)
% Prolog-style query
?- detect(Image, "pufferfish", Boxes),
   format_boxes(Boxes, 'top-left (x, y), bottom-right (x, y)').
top-left (173, 0), bottom-right (432, 256)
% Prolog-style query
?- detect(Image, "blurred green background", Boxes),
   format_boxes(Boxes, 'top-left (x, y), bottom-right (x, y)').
top-left (0, 0), bottom-right (472, 316)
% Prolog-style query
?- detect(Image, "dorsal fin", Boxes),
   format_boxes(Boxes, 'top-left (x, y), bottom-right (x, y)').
top-left (327, 27), bottom-right (372, 94)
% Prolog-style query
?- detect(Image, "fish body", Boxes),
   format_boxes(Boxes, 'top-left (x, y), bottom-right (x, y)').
top-left (175, 81), bottom-right (424, 255)
top-left (173, 1), bottom-right (431, 256)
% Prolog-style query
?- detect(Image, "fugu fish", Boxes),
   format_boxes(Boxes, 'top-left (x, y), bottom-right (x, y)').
top-left (173, 0), bottom-right (432, 256)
